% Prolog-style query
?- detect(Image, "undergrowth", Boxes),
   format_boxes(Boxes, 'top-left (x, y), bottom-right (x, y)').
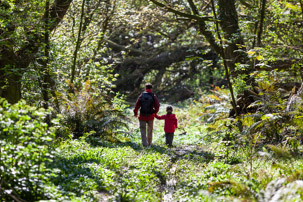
top-left (2, 86), bottom-right (303, 201)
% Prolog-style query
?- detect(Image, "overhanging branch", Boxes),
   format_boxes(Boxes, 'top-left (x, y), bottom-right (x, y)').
top-left (17, 0), bottom-right (73, 63)
top-left (105, 39), bottom-right (147, 56)
top-left (149, 0), bottom-right (214, 22)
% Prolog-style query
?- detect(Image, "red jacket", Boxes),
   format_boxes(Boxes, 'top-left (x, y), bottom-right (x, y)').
top-left (134, 89), bottom-right (160, 121)
top-left (155, 113), bottom-right (178, 133)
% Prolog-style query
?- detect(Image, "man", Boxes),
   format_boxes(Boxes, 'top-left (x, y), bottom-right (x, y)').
top-left (134, 83), bottom-right (160, 147)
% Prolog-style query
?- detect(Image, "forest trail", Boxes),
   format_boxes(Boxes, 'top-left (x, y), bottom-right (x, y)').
top-left (160, 144), bottom-right (214, 201)
top-left (162, 157), bottom-right (177, 202)
top-left (96, 143), bottom-right (211, 202)
top-left (162, 146), bottom-right (202, 201)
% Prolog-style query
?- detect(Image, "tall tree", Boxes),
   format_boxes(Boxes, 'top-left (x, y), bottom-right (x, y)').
top-left (0, 0), bottom-right (73, 103)
top-left (211, 0), bottom-right (238, 116)
top-left (41, 0), bottom-right (50, 111)
top-left (257, 0), bottom-right (267, 47)
top-left (217, 0), bottom-right (248, 75)
top-left (150, 0), bottom-right (249, 77)
top-left (70, 0), bottom-right (86, 85)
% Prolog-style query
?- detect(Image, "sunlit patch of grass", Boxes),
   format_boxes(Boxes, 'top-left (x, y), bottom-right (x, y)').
top-left (49, 138), bottom-right (172, 201)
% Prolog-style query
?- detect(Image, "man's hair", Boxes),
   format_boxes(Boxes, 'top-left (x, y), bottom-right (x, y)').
top-left (145, 83), bottom-right (153, 89)
top-left (166, 106), bottom-right (173, 112)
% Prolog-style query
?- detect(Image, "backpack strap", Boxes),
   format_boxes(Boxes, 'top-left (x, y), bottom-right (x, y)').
top-left (151, 92), bottom-right (155, 101)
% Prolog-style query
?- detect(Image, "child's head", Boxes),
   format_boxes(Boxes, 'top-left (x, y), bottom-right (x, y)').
top-left (166, 106), bottom-right (173, 114)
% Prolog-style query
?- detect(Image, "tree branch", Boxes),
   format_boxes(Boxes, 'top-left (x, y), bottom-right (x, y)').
top-left (149, 0), bottom-right (213, 21)
top-left (255, 59), bottom-right (299, 71)
top-left (105, 39), bottom-right (147, 56)
top-left (85, 0), bottom-right (115, 79)
top-left (71, 0), bottom-right (85, 84)
top-left (114, 46), bottom-right (217, 91)
top-left (49, 0), bottom-right (74, 31)
top-left (187, 0), bottom-right (199, 15)
top-left (17, 0), bottom-right (73, 64)
top-left (239, 0), bottom-right (253, 8)
top-left (150, 0), bottom-right (220, 54)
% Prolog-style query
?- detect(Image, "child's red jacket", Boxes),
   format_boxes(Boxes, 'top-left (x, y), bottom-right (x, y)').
top-left (155, 114), bottom-right (178, 133)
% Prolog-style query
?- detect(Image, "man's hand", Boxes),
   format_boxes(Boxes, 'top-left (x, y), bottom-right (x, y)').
top-left (133, 109), bottom-right (138, 117)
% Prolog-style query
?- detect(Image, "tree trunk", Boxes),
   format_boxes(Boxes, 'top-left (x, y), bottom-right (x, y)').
top-left (212, 0), bottom-right (238, 116)
top-left (257, 0), bottom-right (267, 47)
top-left (217, 0), bottom-right (249, 76)
top-left (71, 0), bottom-right (86, 85)
top-left (114, 46), bottom-right (217, 92)
top-left (42, 0), bottom-right (50, 112)
top-left (0, 73), bottom-right (22, 104)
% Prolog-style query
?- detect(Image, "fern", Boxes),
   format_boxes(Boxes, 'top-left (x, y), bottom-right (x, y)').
top-left (58, 80), bottom-right (129, 140)
top-left (267, 145), bottom-right (292, 159)
top-left (208, 180), bottom-right (254, 198)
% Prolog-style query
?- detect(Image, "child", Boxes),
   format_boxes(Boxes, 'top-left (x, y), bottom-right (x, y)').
top-left (155, 106), bottom-right (178, 146)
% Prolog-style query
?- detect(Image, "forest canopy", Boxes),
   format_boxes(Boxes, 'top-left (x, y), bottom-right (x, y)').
top-left (0, 0), bottom-right (302, 104)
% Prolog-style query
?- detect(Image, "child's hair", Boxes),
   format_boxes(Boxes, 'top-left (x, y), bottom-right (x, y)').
top-left (166, 106), bottom-right (173, 114)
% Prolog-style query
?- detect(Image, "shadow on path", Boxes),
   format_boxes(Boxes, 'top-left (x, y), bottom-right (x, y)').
top-left (86, 136), bottom-right (215, 164)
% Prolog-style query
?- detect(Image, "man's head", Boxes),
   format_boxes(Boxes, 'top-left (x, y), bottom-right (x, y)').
top-left (145, 83), bottom-right (153, 90)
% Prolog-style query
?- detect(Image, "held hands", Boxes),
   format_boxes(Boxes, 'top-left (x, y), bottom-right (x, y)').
top-left (133, 112), bottom-right (159, 117)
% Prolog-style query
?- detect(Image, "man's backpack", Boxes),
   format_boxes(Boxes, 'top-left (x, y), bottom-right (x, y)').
top-left (140, 92), bottom-right (155, 116)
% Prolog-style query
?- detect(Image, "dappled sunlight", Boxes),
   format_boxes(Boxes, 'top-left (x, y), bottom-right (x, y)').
top-left (1, 0), bottom-right (303, 201)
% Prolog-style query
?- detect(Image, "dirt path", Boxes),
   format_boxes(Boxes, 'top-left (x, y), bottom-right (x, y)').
top-left (161, 145), bottom-right (212, 201)
top-left (95, 144), bottom-right (212, 202)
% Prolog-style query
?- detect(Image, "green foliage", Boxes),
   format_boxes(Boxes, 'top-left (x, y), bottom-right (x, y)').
top-left (206, 73), bottom-right (303, 151)
top-left (267, 144), bottom-right (292, 159)
top-left (0, 0), bottom-right (46, 49)
top-left (0, 98), bottom-right (57, 201)
top-left (172, 90), bottom-right (303, 200)
top-left (48, 139), bottom-right (171, 201)
top-left (59, 80), bottom-right (129, 140)
top-left (1, 0), bottom-right (303, 201)
top-left (1, 95), bottom-right (302, 201)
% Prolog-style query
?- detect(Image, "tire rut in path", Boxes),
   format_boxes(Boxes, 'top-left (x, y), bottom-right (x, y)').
top-left (162, 145), bottom-right (209, 202)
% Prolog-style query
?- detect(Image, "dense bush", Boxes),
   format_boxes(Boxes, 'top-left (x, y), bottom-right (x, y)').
top-left (58, 80), bottom-right (129, 141)
top-left (0, 98), bottom-right (57, 201)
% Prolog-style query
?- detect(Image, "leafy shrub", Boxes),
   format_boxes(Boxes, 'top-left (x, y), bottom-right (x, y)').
top-left (208, 79), bottom-right (303, 152)
top-left (59, 80), bottom-right (128, 140)
top-left (0, 98), bottom-right (57, 201)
